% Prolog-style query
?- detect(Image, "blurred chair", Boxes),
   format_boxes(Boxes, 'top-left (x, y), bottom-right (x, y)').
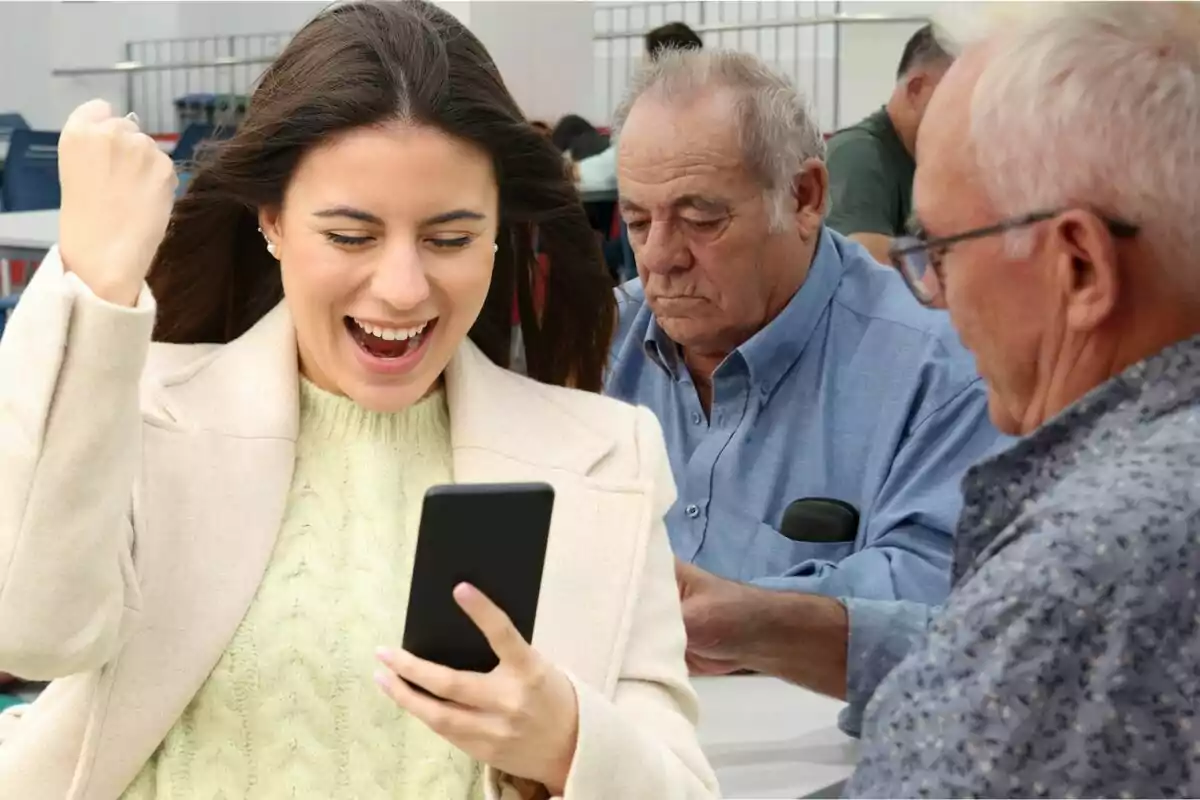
top-left (1, 129), bottom-right (60, 212)
top-left (0, 292), bottom-right (21, 340)
top-left (171, 122), bottom-right (233, 166)
top-left (0, 113), bottom-right (31, 206)
top-left (0, 112), bottom-right (29, 147)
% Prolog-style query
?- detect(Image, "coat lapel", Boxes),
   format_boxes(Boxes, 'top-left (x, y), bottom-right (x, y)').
top-left (444, 342), bottom-right (648, 689)
top-left (444, 345), bottom-right (654, 800)
top-left (443, 340), bottom-right (613, 479)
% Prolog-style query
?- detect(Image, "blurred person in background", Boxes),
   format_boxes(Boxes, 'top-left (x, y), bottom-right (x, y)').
top-left (574, 21), bottom-right (705, 197)
top-left (606, 48), bottom-right (1005, 715)
top-left (645, 22), bottom-right (704, 60)
top-left (550, 114), bottom-right (610, 163)
top-left (582, 23), bottom-right (708, 285)
top-left (849, 3), bottom-right (1200, 796)
top-left (825, 24), bottom-right (953, 262)
top-left (0, 2), bottom-right (718, 798)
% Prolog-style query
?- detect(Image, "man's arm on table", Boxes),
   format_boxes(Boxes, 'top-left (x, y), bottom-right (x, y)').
top-left (677, 562), bottom-right (936, 735)
top-left (676, 385), bottom-right (1000, 730)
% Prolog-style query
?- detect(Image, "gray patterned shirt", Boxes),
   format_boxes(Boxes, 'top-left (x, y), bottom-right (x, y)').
top-left (847, 336), bottom-right (1200, 798)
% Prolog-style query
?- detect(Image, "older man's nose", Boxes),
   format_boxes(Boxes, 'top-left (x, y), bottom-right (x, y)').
top-left (637, 221), bottom-right (689, 275)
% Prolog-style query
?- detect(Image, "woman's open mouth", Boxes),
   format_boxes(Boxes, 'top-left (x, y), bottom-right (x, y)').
top-left (344, 316), bottom-right (438, 374)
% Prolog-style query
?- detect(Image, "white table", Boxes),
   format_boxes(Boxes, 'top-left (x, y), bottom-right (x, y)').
top-left (4, 673), bottom-right (858, 797)
top-left (695, 675), bottom-right (858, 799)
top-left (0, 208), bottom-right (58, 295)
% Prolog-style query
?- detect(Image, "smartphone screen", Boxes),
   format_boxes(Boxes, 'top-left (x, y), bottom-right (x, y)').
top-left (401, 482), bottom-right (555, 674)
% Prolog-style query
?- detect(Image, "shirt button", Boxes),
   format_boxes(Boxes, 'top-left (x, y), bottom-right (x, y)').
top-left (685, 504), bottom-right (701, 519)
top-left (690, 411), bottom-right (702, 425)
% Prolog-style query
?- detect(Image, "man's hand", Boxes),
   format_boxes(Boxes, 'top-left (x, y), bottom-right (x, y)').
top-left (675, 560), bottom-right (759, 675)
top-left (676, 561), bottom-right (852, 698)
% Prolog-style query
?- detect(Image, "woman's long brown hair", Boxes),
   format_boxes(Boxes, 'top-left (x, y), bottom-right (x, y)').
top-left (148, 0), bottom-right (614, 391)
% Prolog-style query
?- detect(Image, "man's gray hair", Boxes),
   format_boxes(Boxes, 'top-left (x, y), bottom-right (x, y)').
top-left (934, 2), bottom-right (1200, 301)
top-left (612, 48), bottom-right (826, 230)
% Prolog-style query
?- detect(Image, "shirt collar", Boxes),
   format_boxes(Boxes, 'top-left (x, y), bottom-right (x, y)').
top-left (954, 333), bottom-right (1200, 586)
top-left (641, 226), bottom-right (845, 393)
top-left (641, 312), bottom-right (684, 379)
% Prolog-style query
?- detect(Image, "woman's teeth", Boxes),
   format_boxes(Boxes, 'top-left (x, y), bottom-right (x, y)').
top-left (351, 318), bottom-right (428, 341)
top-left (347, 316), bottom-right (436, 362)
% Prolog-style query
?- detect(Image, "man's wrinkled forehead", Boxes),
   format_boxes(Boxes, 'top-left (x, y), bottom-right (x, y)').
top-left (616, 90), bottom-right (755, 209)
top-left (618, 90), bottom-right (744, 168)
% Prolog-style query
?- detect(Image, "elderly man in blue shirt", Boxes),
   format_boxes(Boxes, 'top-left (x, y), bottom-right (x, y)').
top-left (604, 48), bottom-right (1007, 710)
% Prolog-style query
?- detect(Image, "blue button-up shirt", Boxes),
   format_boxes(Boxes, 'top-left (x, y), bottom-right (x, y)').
top-left (605, 228), bottom-right (1006, 605)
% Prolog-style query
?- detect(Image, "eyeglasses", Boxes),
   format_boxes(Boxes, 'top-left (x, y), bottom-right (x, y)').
top-left (888, 209), bottom-right (1141, 306)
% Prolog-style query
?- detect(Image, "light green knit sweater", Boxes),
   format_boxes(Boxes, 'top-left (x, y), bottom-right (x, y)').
top-left (121, 379), bottom-right (483, 799)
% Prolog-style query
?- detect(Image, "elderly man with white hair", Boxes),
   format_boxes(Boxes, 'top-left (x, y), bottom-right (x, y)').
top-left (848, 3), bottom-right (1200, 796)
top-left (603, 46), bottom-right (1007, 730)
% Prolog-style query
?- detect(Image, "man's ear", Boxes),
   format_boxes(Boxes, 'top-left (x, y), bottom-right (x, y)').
top-left (792, 159), bottom-right (828, 241)
top-left (904, 70), bottom-right (930, 103)
top-left (1050, 209), bottom-right (1121, 333)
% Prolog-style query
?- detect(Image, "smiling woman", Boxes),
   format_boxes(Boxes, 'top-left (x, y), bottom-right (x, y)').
top-left (0, 2), bottom-right (718, 799)
top-left (149, 0), bottom-right (613, 397)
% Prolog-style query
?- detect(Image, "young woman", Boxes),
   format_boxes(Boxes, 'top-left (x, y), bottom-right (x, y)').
top-left (0, 2), bottom-right (718, 799)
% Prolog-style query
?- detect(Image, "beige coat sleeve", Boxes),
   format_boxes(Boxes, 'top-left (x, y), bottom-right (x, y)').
top-left (0, 250), bottom-right (153, 680)
top-left (553, 407), bottom-right (719, 800)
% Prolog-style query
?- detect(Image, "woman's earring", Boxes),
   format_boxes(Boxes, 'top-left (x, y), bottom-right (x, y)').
top-left (493, 243), bottom-right (499, 254)
top-left (258, 226), bottom-right (279, 260)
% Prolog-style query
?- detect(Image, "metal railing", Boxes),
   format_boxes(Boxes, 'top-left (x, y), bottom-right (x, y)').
top-left (52, 32), bottom-right (294, 135)
top-left (48, 6), bottom-right (927, 137)
top-left (592, 1), bottom-right (927, 130)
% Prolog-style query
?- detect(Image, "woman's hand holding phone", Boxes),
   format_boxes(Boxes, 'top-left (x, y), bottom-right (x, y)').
top-left (375, 582), bottom-right (579, 795)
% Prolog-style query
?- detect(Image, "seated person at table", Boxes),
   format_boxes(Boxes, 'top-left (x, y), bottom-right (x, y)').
top-left (606, 50), bottom-right (1006, 614)
top-left (825, 24), bottom-right (952, 263)
top-left (850, 4), bottom-right (1200, 796)
top-left (0, 3), bottom-right (718, 798)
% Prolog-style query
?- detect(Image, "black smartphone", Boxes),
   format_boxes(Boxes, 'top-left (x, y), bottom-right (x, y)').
top-left (401, 482), bottom-right (555, 675)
